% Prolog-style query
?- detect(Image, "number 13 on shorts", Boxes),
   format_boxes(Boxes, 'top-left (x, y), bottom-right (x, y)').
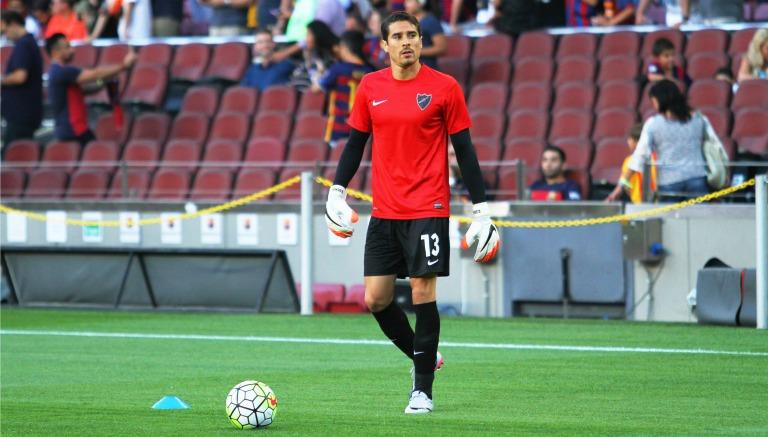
top-left (420, 233), bottom-right (440, 258)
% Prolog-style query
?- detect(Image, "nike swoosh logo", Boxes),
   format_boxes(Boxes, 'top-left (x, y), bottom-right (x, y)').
top-left (414, 351), bottom-right (424, 355)
top-left (372, 99), bottom-right (387, 106)
top-left (427, 259), bottom-right (438, 266)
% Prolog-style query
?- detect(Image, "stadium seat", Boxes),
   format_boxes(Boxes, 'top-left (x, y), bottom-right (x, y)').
top-left (251, 112), bottom-right (292, 143)
top-left (473, 137), bottom-right (502, 163)
top-left (557, 33), bottom-right (596, 60)
top-left (180, 86), bottom-right (220, 116)
top-left (732, 108), bottom-right (768, 155)
top-left (122, 65), bottom-right (168, 108)
top-left (550, 139), bottom-right (592, 169)
top-left (437, 59), bottom-right (468, 89)
top-left (276, 141), bottom-right (328, 199)
top-left (595, 80), bottom-right (639, 111)
top-left (41, 141), bottom-right (80, 173)
top-left (202, 140), bottom-right (243, 171)
top-left (189, 168), bottom-right (233, 201)
top-left (443, 34), bottom-right (472, 62)
top-left (209, 112), bottom-right (250, 145)
top-left (554, 56), bottom-right (596, 85)
top-left (233, 168), bottom-right (277, 199)
top-left (162, 139), bottom-right (202, 167)
top-left (591, 138), bottom-right (630, 185)
top-left (296, 283), bottom-right (345, 312)
top-left (24, 169), bottom-right (68, 198)
top-left (731, 80), bottom-right (768, 112)
top-left (4, 140), bottom-right (40, 166)
top-left (171, 43), bottom-right (210, 82)
top-left (730, 53), bottom-right (742, 78)
top-left (136, 43), bottom-right (172, 68)
top-left (496, 167), bottom-right (538, 200)
top-left (699, 107), bottom-right (731, 140)
top-left (470, 111), bottom-right (504, 141)
top-left (687, 53), bottom-right (730, 80)
top-left (258, 85), bottom-right (296, 114)
top-left (505, 110), bottom-right (549, 141)
top-left (322, 167), bottom-right (366, 192)
top-left (148, 168), bottom-right (192, 200)
top-left (597, 55), bottom-right (639, 83)
top-left (685, 29), bottom-right (728, 57)
top-left (592, 108), bottom-right (637, 144)
top-left (688, 79), bottom-right (731, 110)
top-left (469, 82), bottom-right (509, 113)
top-left (123, 140), bottom-right (161, 171)
top-left (107, 169), bottom-right (151, 199)
top-left (598, 31), bottom-right (640, 59)
top-left (470, 59), bottom-right (511, 86)
top-left (502, 139), bottom-right (546, 170)
top-left (329, 283), bottom-right (367, 313)
top-left (168, 112), bottom-right (209, 147)
top-left (473, 33), bottom-right (513, 61)
top-left (66, 169), bottom-right (109, 199)
top-left (245, 137), bottom-right (287, 163)
top-left (94, 112), bottom-right (132, 145)
top-left (642, 29), bottom-right (685, 58)
top-left (129, 112), bottom-right (171, 143)
top-left (729, 28), bottom-right (757, 56)
top-left (548, 110), bottom-right (593, 143)
top-left (297, 90), bottom-right (326, 115)
top-left (293, 113), bottom-right (328, 142)
top-left (513, 31), bottom-right (554, 61)
top-left (508, 82), bottom-right (551, 113)
top-left (512, 57), bottom-right (553, 84)
top-left (1, 169), bottom-right (26, 198)
top-left (80, 140), bottom-right (119, 172)
top-left (97, 43), bottom-right (130, 66)
top-left (220, 86), bottom-right (259, 115)
top-left (204, 42), bottom-right (248, 83)
top-left (565, 168), bottom-right (591, 199)
top-left (72, 44), bottom-right (98, 69)
top-left (553, 82), bottom-right (596, 112)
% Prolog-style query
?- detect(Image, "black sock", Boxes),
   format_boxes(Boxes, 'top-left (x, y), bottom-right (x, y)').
top-left (413, 301), bottom-right (440, 398)
top-left (372, 300), bottom-right (415, 359)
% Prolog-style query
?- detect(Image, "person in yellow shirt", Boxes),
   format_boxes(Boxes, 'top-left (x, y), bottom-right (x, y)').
top-left (607, 123), bottom-right (657, 203)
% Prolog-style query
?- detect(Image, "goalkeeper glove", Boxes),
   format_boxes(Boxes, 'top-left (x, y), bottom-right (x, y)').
top-left (460, 202), bottom-right (501, 263)
top-left (325, 185), bottom-right (359, 238)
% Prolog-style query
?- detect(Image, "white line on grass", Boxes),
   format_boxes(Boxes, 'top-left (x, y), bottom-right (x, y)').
top-left (2, 329), bottom-right (767, 357)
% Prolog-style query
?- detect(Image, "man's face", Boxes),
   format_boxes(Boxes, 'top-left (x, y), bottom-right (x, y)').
top-left (540, 150), bottom-right (564, 179)
top-left (8, 0), bottom-right (27, 13)
top-left (404, 0), bottom-right (421, 14)
top-left (658, 49), bottom-right (675, 70)
top-left (254, 33), bottom-right (274, 57)
top-left (0, 20), bottom-right (21, 41)
top-left (54, 40), bottom-right (75, 63)
top-left (382, 20), bottom-right (422, 68)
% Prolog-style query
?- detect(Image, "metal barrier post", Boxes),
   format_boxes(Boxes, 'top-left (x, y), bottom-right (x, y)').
top-left (757, 174), bottom-right (767, 330)
top-left (300, 171), bottom-right (314, 316)
top-left (516, 160), bottom-right (525, 200)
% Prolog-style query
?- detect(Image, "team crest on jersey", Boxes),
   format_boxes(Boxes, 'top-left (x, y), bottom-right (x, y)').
top-left (416, 93), bottom-right (432, 111)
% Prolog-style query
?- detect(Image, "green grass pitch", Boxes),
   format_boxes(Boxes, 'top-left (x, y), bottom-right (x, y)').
top-left (2, 308), bottom-right (767, 436)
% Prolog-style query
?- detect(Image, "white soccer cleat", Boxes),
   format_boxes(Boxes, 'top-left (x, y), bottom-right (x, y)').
top-left (404, 390), bottom-right (433, 414)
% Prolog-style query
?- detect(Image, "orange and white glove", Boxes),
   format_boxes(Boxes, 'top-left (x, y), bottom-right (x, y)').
top-left (325, 185), bottom-right (359, 238)
top-left (460, 202), bottom-right (501, 263)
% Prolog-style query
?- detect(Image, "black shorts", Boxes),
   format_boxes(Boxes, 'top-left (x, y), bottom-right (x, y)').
top-left (364, 217), bottom-right (450, 278)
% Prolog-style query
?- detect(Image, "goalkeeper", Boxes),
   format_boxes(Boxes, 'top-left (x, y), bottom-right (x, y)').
top-left (325, 11), bottom-right (500, 415)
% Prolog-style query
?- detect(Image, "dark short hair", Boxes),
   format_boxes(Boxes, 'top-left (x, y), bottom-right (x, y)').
top-left (652, 37), bottom-right (675, 57)
top-left (254, 28), bottom-right (271, 37)
top-left (714, 66), bottom-right (734, 79)
top-left (381, 11), bottom-right (421, 41)
top-left (629, 123), bottom-right (643, 141)
top-left (45, 33), bottom-right (68, 56)
top-left (33, 0), bottom-right (51, 13)
top-left (650, 79), bottom-right (691, 122)
top-left (542, 145), bottom-right (566, 163)
top-left (1, 10), bottom-right (26, 27)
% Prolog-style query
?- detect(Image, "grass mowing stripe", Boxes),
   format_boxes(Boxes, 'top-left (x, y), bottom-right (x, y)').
top-left (2, 329), bottom-right (767, 357)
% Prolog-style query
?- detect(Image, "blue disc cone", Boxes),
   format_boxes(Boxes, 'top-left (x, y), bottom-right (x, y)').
top-left (152, 396), bottom-right (190, 410)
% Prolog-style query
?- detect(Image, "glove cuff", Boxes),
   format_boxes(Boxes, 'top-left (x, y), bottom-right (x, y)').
top-left (329, 185), bottom-right (347, 201)
top-left (472, 202), bottom-right (490, 218)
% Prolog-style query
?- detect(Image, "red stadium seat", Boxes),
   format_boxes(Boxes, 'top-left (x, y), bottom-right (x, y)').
top-left (333, 283), bottom-right (367, 313)
top-left (297, 90), bottom-right (326, 115)
top-left (204, 42), bottom-right (248, 82)
top-left (469, 82), bottom-right (509, 113)
top-left (72, 44), bottom-right (98, 68)
top-left (473, 34), bottom-right (513, 61)
top-left (171, 43), bottom-right (210, 82)
top-left (66, 169), bottom-right (109, 199)
top-left (233, 168), bottom-right (277, 199)
top-left (322, 167), bottom-right (366, 192)
top-left (296, 283), bottom-right (345, 312)
top-left (508, 82), bottom-right (551, 113)
top-left (80, 140), bottom-right (118, 172)
top-left (565, 169), bottom-right (590, 199)
top-left (437, 59), bottom-right (468, 89)
top-left (245, 137), bottom-right (287, 163)
top-left (470, 111), bottom-right (504, 140)
top-left (292, 113), bottom-right (328, 142)
top-left (129, 112), bottom-right (171, 143)
top-left (732, 108), bottom-right (768, 154)
top-left (591, 138), bottom-right (630, 185)
top-left (514, 31), bottom-right (554, 61)
top-left (41, 141), bottom-right (80, 173)
top-left (470, 59), bottom-right (511, 87)
top-left (24, 169), bottom-right (68, 198)
top-left (641, 29), bottom-right (684, 58)
top-left (731, 80), bottom-right (768, 112)
top-left (180, 86), bottom-right (220, 116)
top-left (699, 107), bottom-right (731, 140)
top-left (148, 168), bottom-right (191, 200)
top-left (595, 80), bottom-right (639, 111)
top-left (505, 110), bottom-right (549, 141)
top-left (189, 168), bottom-right (233, 201)
top-left (729, 28), bottom-right (757, 56)
top-left (251, 112), bottom-right (292, 143)
top-left (258, 85), bottom-right (296, 114)
top-left (597, 55), bottom-right (639, 83)
top-left (97, 43), bottom-right (129, 66)
top-left (687, 53), bottom-right (730, 81)
top-left (502, 139), bottom-right (546, 170)
top-left (512, 57), bottom-right (553, 84)
top-left (554, 56), bottom-right (596, 85)
top-left (220, 86), bottom-right (259, 115)
top-left (496, 168), bottom-right (538, 200)
top-left (473, 138), bottom-right (502, 162)
top-left (123, 140), bottom-right (161, 172)
top-left (123, 65), bottom-right (167, 108)
top-left (108, 169), bottom-right (151, 199)
top-left (592, 108), bottom-right (636, 144)
top-left (4, 140), bottom-right (40, 166)
top-left (94, 112), bottom-right (132, 145)
top-left (443, 34), bottom-right (472, 62)
top-left (598, 31), bottom-right (640, 59)
top-left (285, 139), bottom-right (327, 163)
top-left (1, 169), bottom-right (26, 198)
top-left (550, 139), bottom-right (592, 169)
top-left (136, 43), bottom-right (172, 68)
top-left (209, 112), bottom-right (249, 145)
top-left (688, 80), bottom-right (731, 110)
top-left (685, 29), bottom-right (728, 57)
top-left (549, 110), bottom-right (593, 143)
top-left (168, 112), bottom-right (209, 146)
top-left (557, 33), bottom-right (597, 59)
top-left (553, 82), bottom-right (596, 112)
top-left (162, 140), bottom-right (202, 167)
top-left (202, 140), bottom-right (243, 171)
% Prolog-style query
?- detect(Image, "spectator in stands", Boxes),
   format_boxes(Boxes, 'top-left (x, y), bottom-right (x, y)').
top-left (280, 0), bottom-right (345, 41)
top-left (74, 0), bottom-right (99, 33)
top-left (273, 20), bottom-right (340, 88)
top-left (529, 146), bottom-right (583, 201)
top-left (647, 37), bottom-right (690, 87)
top-left (565, 0), bottom-right (598, 27)
top-left (240, 29), bottom-right (296, 91)
top-left (606, 123), bottom-right (657, 203)
top-left (44, 0), bottom-right (88, 41)
top-left (624, 80), bottom-right (709, 202)
top-left (7, 0), bottom-right (43, 38)
top-left (737, 28), bottom-right (768, 82)
top-left (255, 0), bottom-right (281, 30)
top-left (591, 0), bottom-right (637, 26)
top-left (200, 0), bottom-right (253, 37)
top-left (32, 0), bottom-right (52, 37)
top-left (151, 0), bottom-right (183, 37)
top-left (683, 0), bottom-right (746, 25)
top-left (363, 8), bottom-right (387, 69)
top-left (404, 0), bottom-right (446, 70)
top-left (491, 0), bottom-right (536, 36)
top-left (1, 10), bottom-right (43, 145)
top-left (314, 30), bottom-right (374, 147)
top-left (87, 0), bottom-right (120, 41)
top-left (119, 0), bottom-right (152, 40)
top-left (45, 32), bottom-right (136, 145)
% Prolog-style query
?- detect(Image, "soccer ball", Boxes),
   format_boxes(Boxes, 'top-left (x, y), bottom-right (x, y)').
top-left (225, 380), bottom-right (278, 429)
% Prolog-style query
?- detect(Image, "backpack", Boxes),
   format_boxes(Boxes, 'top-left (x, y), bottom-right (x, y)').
top-left (698, 112), bottom-right (729, 190)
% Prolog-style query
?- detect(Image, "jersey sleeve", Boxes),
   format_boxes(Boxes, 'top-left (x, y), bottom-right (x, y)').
top-left (444, 80), bottom-right (472, 135)
top-left (346, 76), bottom-right (371, 133)
top-left (318, 64), bottom-right (338, 91)
top-left (421, 15), bottom-right (443, 37)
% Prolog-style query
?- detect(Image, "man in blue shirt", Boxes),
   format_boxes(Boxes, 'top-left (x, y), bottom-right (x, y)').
top-left (241, 29), bottom-right (295, 92)
top-left (404, 0), bottom-right (446, 70)
top-left (529, 145), bottom-right (582, 201)
top-left (1, 10), bottom-right (43, 145)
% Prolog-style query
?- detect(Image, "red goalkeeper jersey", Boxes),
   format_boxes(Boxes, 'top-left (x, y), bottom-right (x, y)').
top-left (347, 65), bottom-right (471, 219)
